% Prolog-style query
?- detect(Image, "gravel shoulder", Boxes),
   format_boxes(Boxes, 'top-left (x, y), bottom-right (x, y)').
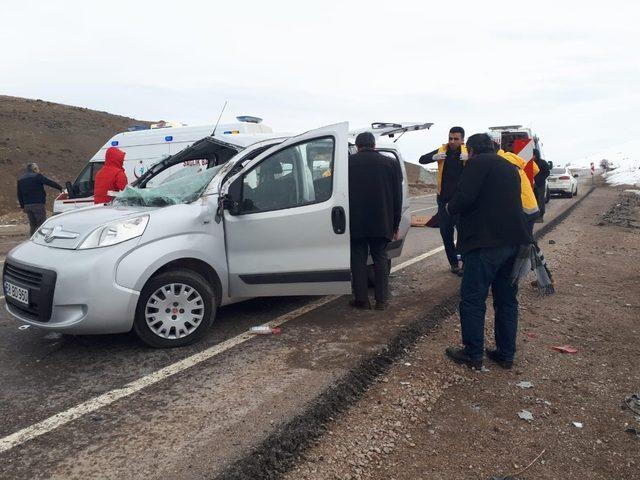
top-left (283, 186), bottom-right (640, 480)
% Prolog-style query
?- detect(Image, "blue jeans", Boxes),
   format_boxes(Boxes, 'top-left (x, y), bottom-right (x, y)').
top-left (437, 198), bottom-right (459, 266)
top-left (459, 245), bottom-right (519, 361)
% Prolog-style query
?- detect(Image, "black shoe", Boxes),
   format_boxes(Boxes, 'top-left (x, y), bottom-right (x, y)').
top-left (450, 265), bottom-right (462, 276)
top-left (445, 347), bottom-right (482, 370)
top-left (374, 302), bottom-right (388, 311)
top-left (534, 216), bottom-right (544, 223)
top-left (349, 300), bottom-right (371, 310)
top-left (485, 348), bottom-right (514, 369)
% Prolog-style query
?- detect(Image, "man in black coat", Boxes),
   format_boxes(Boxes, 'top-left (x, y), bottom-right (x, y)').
top-left (17, 163), bottom-right (62, 235)
top-left (419, 126), bottom-right (467, 275)
top-left (349, 132), bottom-right (402, 310)
top-left (532, 148), bottom-right (550, 222)
top-left (444, 134), bottom-right (531, 369)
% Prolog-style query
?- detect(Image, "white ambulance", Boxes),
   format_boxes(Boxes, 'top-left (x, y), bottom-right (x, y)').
top-left (488, 125), bottom-right (551, 203)
top-left (53, 117), bottom-right (274, 213)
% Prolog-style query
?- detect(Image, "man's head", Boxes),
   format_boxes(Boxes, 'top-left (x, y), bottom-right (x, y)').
top-left (355, 132), bottom-right (376, 151)
top-left (26, 162), bottom-right (39, 173)
top-left (448, 126), bottom-right (465, 151)
top-left (466, 133), bottom-right (497, 158)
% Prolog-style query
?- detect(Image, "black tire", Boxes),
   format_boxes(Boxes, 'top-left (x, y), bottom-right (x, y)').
top-left (573, 186), bottom-right (578, 196)
top-left (134, 269), bottom-right (216, 348)
top-left (545, 187), bottom-right (550, 204)
top-left (367, 259), bottom-right (392, 287)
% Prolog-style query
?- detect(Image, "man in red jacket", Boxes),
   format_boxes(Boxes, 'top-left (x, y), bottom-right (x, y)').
top-left (94, 147), bottom-right (128, 204)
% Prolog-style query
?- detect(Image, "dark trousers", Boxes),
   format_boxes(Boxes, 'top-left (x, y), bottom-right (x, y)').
top-left (437, 198), bottom-right (459, 266)
top-left (24, 203), bottom-right (47, 236)
top-left (459, 245), bottom-right (519, 361)
top-left (534, 186), bottom-right (546, 217)
top-left (350, 237), bottom-right (389, 304)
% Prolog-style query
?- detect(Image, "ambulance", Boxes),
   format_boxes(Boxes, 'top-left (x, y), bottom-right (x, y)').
top-left (488, 125), bottom-right (550, 203)
top-left (53, 117), bottom-right (274, 213)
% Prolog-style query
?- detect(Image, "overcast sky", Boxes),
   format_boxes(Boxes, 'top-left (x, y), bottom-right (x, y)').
top-left (1, 0), bottom-right (638, 165)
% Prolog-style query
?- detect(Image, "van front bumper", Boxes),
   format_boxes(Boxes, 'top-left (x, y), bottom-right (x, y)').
top-left (3, 241), bottom-right (140, 334)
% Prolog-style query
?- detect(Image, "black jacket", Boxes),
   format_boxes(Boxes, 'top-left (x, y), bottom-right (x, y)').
top-left (17, 172), bottom-right (62, 208)
top-left (349, 149), bottom-right (403, 241)
top-left (419, 147), bottom-right (465, 201)
top-left (447, 153), bottom-right (531, 254)
top-left (534, 156), bottom-right (551, 187)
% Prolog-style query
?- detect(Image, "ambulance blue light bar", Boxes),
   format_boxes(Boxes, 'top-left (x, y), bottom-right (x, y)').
top-left (165, 136), bottom-right (173, 142)
top-left (111, 141), bottom-right (119, 146)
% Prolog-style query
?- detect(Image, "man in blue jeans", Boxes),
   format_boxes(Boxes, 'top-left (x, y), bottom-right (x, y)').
top-left (445, 134), bottom-right (532, 369)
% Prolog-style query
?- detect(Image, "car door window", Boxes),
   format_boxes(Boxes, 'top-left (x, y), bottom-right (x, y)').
top-left (240, 137), bottom-right (334, 213)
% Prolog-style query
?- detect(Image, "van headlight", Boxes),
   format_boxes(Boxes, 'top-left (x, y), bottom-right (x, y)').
top-left (78, 216), bottom-right (149, 249)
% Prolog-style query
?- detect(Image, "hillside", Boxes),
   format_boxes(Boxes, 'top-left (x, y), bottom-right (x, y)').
top-left (0, 95), bottom-right (152, 218)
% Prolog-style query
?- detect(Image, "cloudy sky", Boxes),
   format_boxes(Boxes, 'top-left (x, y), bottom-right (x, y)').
top-left (1, 0), bottom-right (638, 165)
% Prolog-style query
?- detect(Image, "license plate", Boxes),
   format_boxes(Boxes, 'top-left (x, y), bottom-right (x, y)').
top-left (3, 281), bottom-right (29, 305)
top-left (548, 178), bottom-right (557, 182)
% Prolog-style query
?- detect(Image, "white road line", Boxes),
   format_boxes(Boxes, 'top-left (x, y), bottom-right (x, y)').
top-left (0, 247), bottom-right (445, 454)
top-left (409, 193), bottom-right (436, 199)
top-left (410, 206), bottom-right (437, 214)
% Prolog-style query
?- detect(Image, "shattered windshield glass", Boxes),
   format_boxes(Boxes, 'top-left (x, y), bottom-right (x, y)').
top-left (114, 165), bottom-right (222, 207)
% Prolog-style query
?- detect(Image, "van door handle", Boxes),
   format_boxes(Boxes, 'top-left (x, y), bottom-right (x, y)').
top-left (331, 206), bottom-right (346, 234)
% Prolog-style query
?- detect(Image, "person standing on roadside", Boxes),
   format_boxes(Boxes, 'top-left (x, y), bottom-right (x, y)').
top-left (349, 132), bottom-right (402, 311)
top-left (419, 126), bottom-right (467, 276)
top-left (444, 133), bottom-right (531, 370)
top-left (17, 163), bottom-right (62, 235)
top-left (94, 146), bottom-right (128, 204)
top-left (532, 148), bottom-right (550, 222)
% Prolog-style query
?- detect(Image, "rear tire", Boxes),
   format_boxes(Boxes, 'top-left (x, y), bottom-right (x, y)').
top-left (134, 269), bottom-right (216, 348)
top-left (573, 186), bottom-right (578, 196)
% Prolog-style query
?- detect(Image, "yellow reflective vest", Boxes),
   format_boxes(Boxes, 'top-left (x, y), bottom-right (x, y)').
top-left (498, 150), bottom-right (539, 215)
top-left (435, 144), bottom-right (468, 195)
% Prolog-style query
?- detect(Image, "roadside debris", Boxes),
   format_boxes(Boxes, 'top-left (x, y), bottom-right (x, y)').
top-left (548, 239), bottom-right (556, 244)
top-left (518, 410), bottom-right (534, 422)
top-left (552, 345), bottom-right (578, 354)
top-left (516, 381), bottom-right (534, 389)
top-left (625, 427), bottom-right (640, 439)
top-left (489, 448), bottom-right (546, 480)
top-left (572, 422), bottom-right (583, 428)
top-left (18, 325), bottom-right (30, 331)
top-left (250, 326), bottom-right (281, 335)
top-left (624, 393), bottom-right (640, 415)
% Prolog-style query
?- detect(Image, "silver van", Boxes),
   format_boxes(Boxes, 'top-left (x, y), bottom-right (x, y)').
top-left (3, 122), bottom-right (430, 347)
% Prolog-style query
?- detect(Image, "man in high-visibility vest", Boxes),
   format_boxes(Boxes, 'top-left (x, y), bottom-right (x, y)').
top-left (419, 126), bottom-right (468, 276)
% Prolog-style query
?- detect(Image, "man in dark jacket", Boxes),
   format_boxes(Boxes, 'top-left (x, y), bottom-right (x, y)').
top-left (94, 147), bottom-right (128, 204)
top-left (419, 126), bottom-right (467, 275)
top-left (17, 163), bottom-right (62, 235)
top-left (444, 133), bottom-right (531, 369)
top-left (349, 132), bottom-right (402, 310)
top-left (532, 148), bottom-right (550, 222)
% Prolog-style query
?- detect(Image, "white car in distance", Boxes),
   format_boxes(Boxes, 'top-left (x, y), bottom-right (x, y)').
top-left (547, 167), bottom-right (579, 197)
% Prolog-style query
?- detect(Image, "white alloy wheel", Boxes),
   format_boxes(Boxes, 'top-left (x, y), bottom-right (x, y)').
top-left (145, 283), bottom-right (204, 340)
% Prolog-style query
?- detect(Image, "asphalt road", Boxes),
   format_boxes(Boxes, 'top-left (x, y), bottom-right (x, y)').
top-left (0, 181), bottom-right (589, 479)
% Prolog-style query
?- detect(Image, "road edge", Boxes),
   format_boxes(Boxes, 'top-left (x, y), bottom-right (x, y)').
top-left (215, 187), bottom-right (597, 480)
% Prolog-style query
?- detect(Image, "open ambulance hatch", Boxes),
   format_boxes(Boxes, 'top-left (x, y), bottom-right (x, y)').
top-left (349, 122), bottom-right (433, 143)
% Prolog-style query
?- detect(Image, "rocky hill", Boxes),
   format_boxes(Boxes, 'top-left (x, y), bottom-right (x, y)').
top-left (0, 95), bottom-right (152, 218)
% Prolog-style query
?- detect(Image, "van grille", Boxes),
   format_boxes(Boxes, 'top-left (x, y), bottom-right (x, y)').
top-left (3, 261), bottom-right (56, 322)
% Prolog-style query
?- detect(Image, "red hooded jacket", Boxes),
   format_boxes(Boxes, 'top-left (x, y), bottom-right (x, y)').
top-left (94, 147), bottom-right (128, 204)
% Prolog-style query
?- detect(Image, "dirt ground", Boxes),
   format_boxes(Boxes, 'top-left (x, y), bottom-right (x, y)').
top-left (282, 186), bottom-right (640, 480)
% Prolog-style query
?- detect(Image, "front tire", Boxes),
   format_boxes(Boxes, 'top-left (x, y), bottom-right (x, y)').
top-left (134, 269), bottom-right (216, 348)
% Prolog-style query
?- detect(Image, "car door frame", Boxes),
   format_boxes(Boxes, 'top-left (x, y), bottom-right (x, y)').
top-left (219, 122), bottom-right (351, 298)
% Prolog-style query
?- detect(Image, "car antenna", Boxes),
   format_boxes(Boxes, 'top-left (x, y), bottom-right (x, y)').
top-left (211, 100), bottom-right (228, 137)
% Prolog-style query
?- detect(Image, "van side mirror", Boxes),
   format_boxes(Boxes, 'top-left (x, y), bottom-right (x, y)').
top-left (65, 181), bottom-right (77, 199)
top-left (548, 162), bottom-right (554, 169)
top-left (573, 173), bottom-right (579, 178)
